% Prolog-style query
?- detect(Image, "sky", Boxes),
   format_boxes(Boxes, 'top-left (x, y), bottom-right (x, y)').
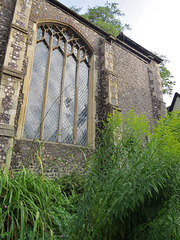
top-left (59, 0), bottom-right (180, 107)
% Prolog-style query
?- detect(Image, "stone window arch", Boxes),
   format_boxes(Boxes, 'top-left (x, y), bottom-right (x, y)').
top-left (23, 23), bottom-right (93, 146)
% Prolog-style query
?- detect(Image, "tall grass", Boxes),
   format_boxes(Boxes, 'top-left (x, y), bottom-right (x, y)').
top-left (71, 110), bottom-right (180, 239)
top-left (0, 167), bottom-right (75, 239)
top-left (0, 110), bottom-right (179, 239)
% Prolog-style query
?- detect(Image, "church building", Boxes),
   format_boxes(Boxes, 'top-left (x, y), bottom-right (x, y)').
top-left (0, 0), bottom-right (166, 176)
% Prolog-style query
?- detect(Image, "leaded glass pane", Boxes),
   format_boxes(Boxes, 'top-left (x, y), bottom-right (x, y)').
top-left (37, 27), bottom-right (43, 40)
top-left (60, 39), bottom-right (65, 52)
top-left (50, 26), bottom-right (58, 33)
top-left (67, 42), bottom-right (72, 54)
top-left (86, 52), bottom-right (90, 63)
top-left (80, 49), bottom-right (85, 61)
top-left (23, 42), bottom-right (49, 139)
top-left (52, 35), bottom-right (58, 48)
top-left (76, 62), bottom-right (89, 145)
top-left (45, 31), bottom-right (51, 45)
top-left (61, 56), bottom-right (76, 144)
top-left (73, 45), bottom-right (78, 58)
top-left (64, 31), bottom-right (71, 40)
top-left (43, 49), bottom-right (63, 141)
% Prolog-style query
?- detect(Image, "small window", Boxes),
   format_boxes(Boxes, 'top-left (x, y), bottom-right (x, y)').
top-left (23, 24), bottom-right (91, 146)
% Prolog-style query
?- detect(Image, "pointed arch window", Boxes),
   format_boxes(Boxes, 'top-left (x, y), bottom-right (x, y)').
top-left (23, 24), bottom-right (91, 145)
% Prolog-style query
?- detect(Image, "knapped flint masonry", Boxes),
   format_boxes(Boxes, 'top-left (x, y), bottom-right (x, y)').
top-left (0, 0), bottom-right (166, 176)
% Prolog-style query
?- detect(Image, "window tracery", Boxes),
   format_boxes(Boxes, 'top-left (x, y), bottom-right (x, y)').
top-left (23, 24), bottom-right (91, 145)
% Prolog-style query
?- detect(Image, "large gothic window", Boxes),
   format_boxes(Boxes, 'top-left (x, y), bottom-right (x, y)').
top-left (23, 24), bottom-right (91, 145)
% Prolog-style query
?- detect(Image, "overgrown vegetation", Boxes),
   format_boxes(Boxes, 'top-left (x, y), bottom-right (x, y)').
top-left (0, 167), bottom-right (75, 239)
top-left (1, 110), bottom-right (180, 239)
top-left (70, 110), bottom-right (180, 239)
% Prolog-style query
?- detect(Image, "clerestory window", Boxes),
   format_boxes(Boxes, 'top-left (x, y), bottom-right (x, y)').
top-left (23, 24), bottom-right (91, 146)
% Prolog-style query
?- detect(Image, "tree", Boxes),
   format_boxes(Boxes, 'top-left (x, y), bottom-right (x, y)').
top-left (70, 3), bottom-right (175, 96)
top-left (70, 6), bottom-right (82, 14)
top-left (159, 55), bottom-right (175, 96)
top-left (71, 2), bottom-right (130, 36)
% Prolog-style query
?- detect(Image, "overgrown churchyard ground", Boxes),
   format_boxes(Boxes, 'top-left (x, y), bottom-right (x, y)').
top-left (0, 110), bottom-right (180, 239)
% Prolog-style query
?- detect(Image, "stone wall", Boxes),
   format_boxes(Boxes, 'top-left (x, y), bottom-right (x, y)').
top-left (0, 0), bottom-right (166, 175)
top-left (0, 0), bottom-right (16, 77)
top-left (0, 0), bottom-right (33, 168)
top-left (12, 139), bottom-right (90, 178)
top-left (113, 44), bottom-right (154, 120)
top-left (148, 60), bottom-right (166, 120)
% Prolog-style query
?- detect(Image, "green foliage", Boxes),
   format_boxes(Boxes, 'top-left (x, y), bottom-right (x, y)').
top-left (70, 110), bottom-right (180, 239)
top-left (159, 55), bottom-right (176, 96)
top-left (59, 171), bottom-right (85, 196)
top-left (73, 2), bottom-right (130, 36)
top-left (1, 110), bottom-right (180, 239)
top-left (0, 168), bottom-right (74, 239)
top-left (69, 6), bottom-right (82, 14)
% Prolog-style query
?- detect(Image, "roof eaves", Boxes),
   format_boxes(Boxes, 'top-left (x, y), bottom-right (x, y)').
top-left (115, 37), bottom-right (151, 63)
top-left (116, 32), bottom-right (163, 64)
top-left (47, 0), bottom-right (163, 64)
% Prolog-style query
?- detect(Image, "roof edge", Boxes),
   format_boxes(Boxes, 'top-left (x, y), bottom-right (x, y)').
top-left (47, 0), bottom-right (163, 64)
top-left (116, 33), bottom-right (163, 64)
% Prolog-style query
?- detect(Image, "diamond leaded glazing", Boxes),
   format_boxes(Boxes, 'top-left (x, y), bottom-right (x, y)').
top-left (23, 41), bottom-right (49, 139)
top-left (61, 56), bottom-right (76, 144)
top-left (23, 24), bottom-right (91, 145)
top-left (43, 49), bottom-right (63, 141)
top-left (76, 61), bottom-right (89, 145)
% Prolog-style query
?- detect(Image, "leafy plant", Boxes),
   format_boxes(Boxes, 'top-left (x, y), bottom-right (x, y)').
top-left (70, 110), bottom-right (180, 239)
top-left (0, 167), bottom-right (72, 239)
top-left (159, 55), bottom-right (175, 96)
top-left (1, 110), bottom-right (179, 239)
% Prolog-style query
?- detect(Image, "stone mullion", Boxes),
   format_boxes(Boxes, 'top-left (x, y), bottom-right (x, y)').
top-left (73, 50), bottom-right (80, 144)
top-left (87, 55), bottom-right (95, 147)
top-left (58, 42), bottom-right (68, 142)
top-left (40, 36), bottom-right (53, 140)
